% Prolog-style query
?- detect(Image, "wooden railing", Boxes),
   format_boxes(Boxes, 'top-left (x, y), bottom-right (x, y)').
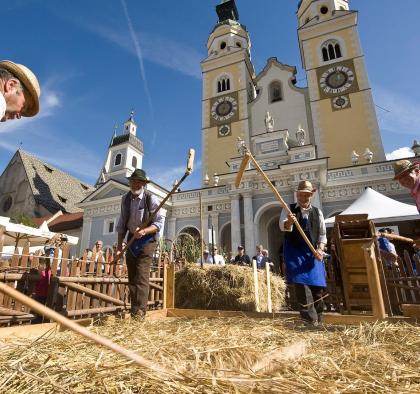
top-left (0, 243), bottom-right (169, 326)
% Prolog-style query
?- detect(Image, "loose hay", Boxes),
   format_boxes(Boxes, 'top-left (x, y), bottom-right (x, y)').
top-left (175, 264), bottom-right (286, 311)
top-left (0, 317), bottom-right (419, 393)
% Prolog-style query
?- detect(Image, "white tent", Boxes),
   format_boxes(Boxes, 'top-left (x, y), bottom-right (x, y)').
top-left (325, 187), bottom-right (419, 226)
top-left (0, 216), bottom-right (78, 247)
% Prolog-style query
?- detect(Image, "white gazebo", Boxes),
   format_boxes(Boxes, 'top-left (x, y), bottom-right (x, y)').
top-left (325, 187), bottom-right (418, 226)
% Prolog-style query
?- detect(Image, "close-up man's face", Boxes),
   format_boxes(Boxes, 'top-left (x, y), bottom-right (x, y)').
top-left (1, 79), bottom-right (27, 121)
top-left (297, 191), bottom-right (312, 207)
top-left (96, 241), bottom-right (103, 250)
top-left (129, 179), bottom-right (146, 195)
top-left (397, 169), bottom-right (419, 190)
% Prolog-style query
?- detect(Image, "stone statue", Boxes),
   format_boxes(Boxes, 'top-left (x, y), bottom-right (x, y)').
top-left (296, 124), bottom-right (306, 146)
top-left (351, 150), bottom-right (359, 165)
top-left (213, 173), bottom-right (220, 186)
top-left (264, 111), bottom-right (274, 132)
top-left (203, 173), bottom-right (210, 186)
top-left (363, 148), bottom-right (373, 163)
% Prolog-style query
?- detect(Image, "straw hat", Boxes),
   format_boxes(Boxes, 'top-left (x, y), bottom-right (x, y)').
top-left (127, 168), bottom-right (150, 183)
top-left (393, 160), bottom-right (419, 180)
top-left (0, 60), bottom-right (41, 117)
top-left (296, 180), bottom-right (316, 193)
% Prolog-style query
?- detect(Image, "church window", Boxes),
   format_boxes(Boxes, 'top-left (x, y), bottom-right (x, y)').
top-left (320, 6), bottom-right (329, 14)
top-left (2, 196), bottom-right (12, 212)
top-left (114, 153), bottom-right (122, 166)
top-left (269, 81), bottom-right (283, 103)
top-left (80, 183), bottom-right (89, 191)
top-left (217, 75), bottom-right (231, 93)
top-left (220, 41), bottom-right (227, 50)
top-left (57, 195), bottom-right (67, 204)
top-left (132, 156), bottom-right (137, 168)
top-left (236, 41), bottom-right (242, 48)
top-left (321, 39), bottom-right (343, 62)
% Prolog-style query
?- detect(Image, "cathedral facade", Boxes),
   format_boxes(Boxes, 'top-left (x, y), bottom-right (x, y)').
top-left (77, 0), bottom-right (415, 266)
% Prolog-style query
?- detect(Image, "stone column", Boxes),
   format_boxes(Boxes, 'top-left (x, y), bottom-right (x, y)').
top-left (210, 213), bottom-right (219, 248)
top-left (243, 192), bottom-right (255, 256)
top-left (230, 194), bottom-right (241, 251)
top-left (167, 218), bottom-right (177, 242)
top-left (202, 214), bottom-right (210, 248)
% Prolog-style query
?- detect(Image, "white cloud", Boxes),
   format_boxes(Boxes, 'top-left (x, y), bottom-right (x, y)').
top-left (373, 85), bottom-right (420, 136)
top-left (386, 147), bottom-right (415, 161)
top-left (81, 21), bottom-right (202, 80)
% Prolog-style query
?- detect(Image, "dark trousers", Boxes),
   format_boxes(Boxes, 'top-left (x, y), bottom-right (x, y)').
top-left (125, 241), bottom-right (155, 314)
top-left (295, 284), bottom-right (324, 323)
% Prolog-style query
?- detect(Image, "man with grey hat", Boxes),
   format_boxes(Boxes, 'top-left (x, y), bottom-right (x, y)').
top-left (115, 168), bottom-right (163, 319)
top-left (280, 180), bottom-right (327, 326)
top-left (0, 60), bottom-right (41, 122)
top-left (393, 159), bottom-right (420, 214)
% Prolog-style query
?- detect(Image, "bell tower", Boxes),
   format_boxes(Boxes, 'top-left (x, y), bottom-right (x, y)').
top-left (201, 0), bottom-right (256, 185)
top-left (96, 111), bottom-right (144, 186)
top-left (298, 0), bottom-right (385, 168)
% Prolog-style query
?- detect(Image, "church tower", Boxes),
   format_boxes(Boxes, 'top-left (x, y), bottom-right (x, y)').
top-left (297, 0), bottom-right (385, 168)
top-left (96, 111), bottom-right (144, 186)
top-left (201, 0), bottom-right (256, 184)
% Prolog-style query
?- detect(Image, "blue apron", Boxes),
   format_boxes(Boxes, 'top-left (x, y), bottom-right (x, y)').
top-left (284, 217), bottom-right (326, 287)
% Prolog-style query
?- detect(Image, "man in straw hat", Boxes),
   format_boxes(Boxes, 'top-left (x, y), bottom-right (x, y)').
top-left (393, 159), bottom-right (420, 214)
top-left (115, 169), bottom-right (163, 319)
top-left (280, 180), bottom-right (327, 326)
top-left (0, 60), bottom-right (40, 122)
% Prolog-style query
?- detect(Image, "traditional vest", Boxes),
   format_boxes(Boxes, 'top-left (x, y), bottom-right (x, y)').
top-left (284, 203), bottom-right (320, 248)
top-left (120, 190), bottom-right (153, 238)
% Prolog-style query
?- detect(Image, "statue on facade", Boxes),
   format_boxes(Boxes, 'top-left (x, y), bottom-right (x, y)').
top-left (363, 148), bottom-right (373, 163)
top-left (351, 150), bottom-right (359, 165)
top-left (264, 111), bottom-right (274, 132)
top-left (296, 124), bottom-right (306, 146)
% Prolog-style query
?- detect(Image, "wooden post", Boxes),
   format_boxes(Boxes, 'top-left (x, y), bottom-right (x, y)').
top-left (163, 263), bottom-right (175, 309)
top-left (199, 192), bottom-right (204, 268)
top-left (252, 259), bottom-right (260, 312)
top-left (0, 226), bottom-right (4, 261)
top-left (265, 261), bottom-right (272, 313)
top-left (363, 241), bottom-right (386, 319)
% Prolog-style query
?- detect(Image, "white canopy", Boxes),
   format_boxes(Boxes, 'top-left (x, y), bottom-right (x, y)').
top-left (325, 187), bottom-right (419, 226)
top-left (0, 216), bottom-right (78, 247)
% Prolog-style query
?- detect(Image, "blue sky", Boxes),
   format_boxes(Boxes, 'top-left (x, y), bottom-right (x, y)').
top-left (1, 0), bottom-right (419, 190)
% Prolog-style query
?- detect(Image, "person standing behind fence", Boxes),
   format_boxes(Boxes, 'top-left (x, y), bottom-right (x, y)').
top-left (233, 245), bottom-right (251, 266)
top-left (280, 180), bottom-right (327, 326)
top-left (0, 60), bottom-right (40, 122)
top-left (116, 169), bottom-right (163, 319)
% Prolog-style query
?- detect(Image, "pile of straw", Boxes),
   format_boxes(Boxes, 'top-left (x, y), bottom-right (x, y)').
top-left (1, 317), bottom-right (418, 393)
top-left (175, 264), bottom-right (286, 311)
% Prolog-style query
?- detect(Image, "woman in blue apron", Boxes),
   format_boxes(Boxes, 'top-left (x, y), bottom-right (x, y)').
top-left (280, 180), bottom-right (327, 325)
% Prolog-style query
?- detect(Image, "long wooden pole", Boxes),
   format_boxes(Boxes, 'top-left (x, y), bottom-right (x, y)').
top-left (236, 150), bottom-right (317, 256)
top-left (199, 192), bottom-right (204, 268)
top-left (0, 282), bottom-right (173, 377)
top-left (252, 259), bottom-right (260, 312)
top-left (265, 261), bottom-right (272, 313)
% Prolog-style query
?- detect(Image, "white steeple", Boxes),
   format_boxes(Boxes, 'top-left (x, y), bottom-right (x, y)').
top-left (96, 111), bottom-right (144, 185)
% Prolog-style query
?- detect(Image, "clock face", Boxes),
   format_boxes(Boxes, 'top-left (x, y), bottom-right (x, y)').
top-left (218, 124), bottom-right (231, 137)
top-left (211, 96), bottom-right (238, 122)
top-left (319, 66), bottom-right (354, 95)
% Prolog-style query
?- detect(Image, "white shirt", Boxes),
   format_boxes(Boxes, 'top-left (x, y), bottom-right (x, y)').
top-left (0, 94), bottom-right (6, 120)
top-left (279, 204), bottom-right (327, 245)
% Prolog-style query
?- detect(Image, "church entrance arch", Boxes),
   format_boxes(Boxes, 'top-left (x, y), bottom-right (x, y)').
top-left (254, 202), bottom-right (284, 273)
top-left (219, 222), bottom-right (231, 257)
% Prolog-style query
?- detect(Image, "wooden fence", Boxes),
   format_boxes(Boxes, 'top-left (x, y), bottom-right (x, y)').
top-left (0, 243), bottom-right (167, 326)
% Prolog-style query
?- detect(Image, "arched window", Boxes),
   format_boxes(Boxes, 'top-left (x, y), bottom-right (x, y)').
top-left (321, 39), bottom-right (343, 62)
top-left (269, 81), bottom-right (283, 103)
top-left (131, 156), bottom-right (137, 168)
top-left (114, 153), bottom-right (122, 166)
top-left (217, 75), bottom-right (231, 93)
